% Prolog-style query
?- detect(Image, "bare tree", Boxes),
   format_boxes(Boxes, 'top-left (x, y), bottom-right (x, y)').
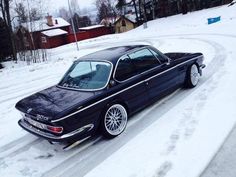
top-left (0, 0), bottom-right (17, 61)
top-left (0, 17), bottom-right (11, 63)
top-left (58, 7), bottom-right (70, 21)
top-left (151, 0), bottom-right (156, 19)
top-left (140, 0), bottom-right (147, 28)
top-left (15, 0), bottom-right (49, 63)
top-left (95, 0), bottom-right (117, 23)
top-left (116, 0), bottom-right (126, 15)
top-left (70, 0), bottom-right (80, 15)
top-left (29, 8), bottom-right (41, 21)
top-left (131, 0), bottom-right (139, 23)
top-left (14, 2), bottom-right (28, 23)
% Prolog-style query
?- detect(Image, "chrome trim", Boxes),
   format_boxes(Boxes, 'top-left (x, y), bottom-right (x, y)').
top-left (52, 55), bottom-right (203, 123)
top-left (57, 60), bottom-right (114, 92)
top-left (20, 118), bottom-right (94, 140)
top-left (147, 48), bottom-right (162, 64)
top-left (200, 64), bottom-right (206, 69)
top-left (61, 124), bottom-right (94, 138)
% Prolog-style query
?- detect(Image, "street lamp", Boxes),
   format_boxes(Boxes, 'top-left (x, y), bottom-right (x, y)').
top-left (68, 0), bottom-right (79, 51)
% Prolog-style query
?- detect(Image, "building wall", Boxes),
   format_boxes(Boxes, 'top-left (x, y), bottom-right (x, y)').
top-left (42, 35), bottom-right (68, 49)
top-left (68, 27), bottom-right (112, 43)
top-left (29, 26), bottom-right (70, 49)
top-left (115, 19), bottom-right (135, 33)
top-left (19, 26), bottom-right (112, 50)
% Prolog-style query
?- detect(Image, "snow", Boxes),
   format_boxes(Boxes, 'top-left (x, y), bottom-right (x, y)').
top-left (1, 3), bottom-right (236, 177)
top-left (21, 17), bottom-right (70, 32)
top-left (79, 25), bottom-right (105, 30)
top-left (41, 29), bottom-right (68, 37)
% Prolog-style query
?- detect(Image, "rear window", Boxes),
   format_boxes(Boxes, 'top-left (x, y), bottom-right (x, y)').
top-left (59, 61), bottom-right (112, 90)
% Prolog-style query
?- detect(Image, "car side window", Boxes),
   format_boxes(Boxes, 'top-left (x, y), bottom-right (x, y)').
top-left (115, 55), bottom-right (137, 81)
top-left (149, 48), bottom-right (168, 63)
top-left (128, 48), bottom-right (160, 74)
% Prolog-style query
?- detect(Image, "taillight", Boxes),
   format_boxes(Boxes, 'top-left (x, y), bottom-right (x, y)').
top-left (22, 113), bottom-right (63, 134)
top-left (46, 125), bottom-right (63, 134)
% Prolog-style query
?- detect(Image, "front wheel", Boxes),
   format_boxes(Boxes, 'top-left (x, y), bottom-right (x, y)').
top-left (101, 104), bottom-right (128, 138)
top-left (186, 64), bottom-right (200, 88)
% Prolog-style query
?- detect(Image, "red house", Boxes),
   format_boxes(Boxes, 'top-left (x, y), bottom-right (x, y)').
top-left (17, 16), bottom-right (114, 50)
top-left (17, 16), bottom-right (70, 49)
top-left (68, 25), bottom-right (113, 43)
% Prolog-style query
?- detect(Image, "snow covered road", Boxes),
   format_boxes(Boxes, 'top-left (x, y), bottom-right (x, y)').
top-left (1, 4), bottom-right (236, 177)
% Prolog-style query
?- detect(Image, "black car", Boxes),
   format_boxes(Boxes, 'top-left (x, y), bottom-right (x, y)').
top-left (16, 45), bottom-right (205, 143)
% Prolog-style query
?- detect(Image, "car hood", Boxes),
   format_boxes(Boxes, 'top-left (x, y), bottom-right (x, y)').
top-left (15, 86), bottom-right (99, 121)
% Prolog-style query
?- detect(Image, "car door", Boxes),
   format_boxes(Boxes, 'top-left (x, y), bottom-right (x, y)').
top-left (114, 55), bottom-right (149, 114)
top-left (128, 48), bottom-right (179, 102)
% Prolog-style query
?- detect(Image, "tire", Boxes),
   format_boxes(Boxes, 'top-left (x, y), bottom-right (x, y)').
top-left (101, 104), bottom-right (128, 138)
top-left (186, 64), bottom-right (200, 88)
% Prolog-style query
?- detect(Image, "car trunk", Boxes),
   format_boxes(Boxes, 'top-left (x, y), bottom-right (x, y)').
top-left (15, 86), bottom-right (99, 121)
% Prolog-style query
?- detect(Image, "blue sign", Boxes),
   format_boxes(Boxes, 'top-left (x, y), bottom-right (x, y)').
top-left (207, 16), bottom-right (221, 25)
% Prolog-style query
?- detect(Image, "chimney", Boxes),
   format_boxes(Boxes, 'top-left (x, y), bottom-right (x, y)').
top-left (55, 19), bottom-right (58, 25)
top-left (46, 15), bottom-right (54, 26)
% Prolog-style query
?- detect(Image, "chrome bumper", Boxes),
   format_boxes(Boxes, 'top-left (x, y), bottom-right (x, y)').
top-left (199, 64), bottom-right (206, 76)
top-left (18, 119), bottom-right (94, 142)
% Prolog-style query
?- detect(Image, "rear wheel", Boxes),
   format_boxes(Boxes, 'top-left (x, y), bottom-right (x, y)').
top-left (101, 104), bottom-right (128, 138)
top-left (186, 64), bottom-right (200, 88)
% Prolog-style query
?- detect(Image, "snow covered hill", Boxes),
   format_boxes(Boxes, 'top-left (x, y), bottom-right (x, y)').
top-left (0, 4), bottom-right (236, 177)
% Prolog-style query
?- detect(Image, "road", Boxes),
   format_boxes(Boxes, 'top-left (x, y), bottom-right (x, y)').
top-left (200, 124), bottom-right (236, 177)
top-left (43, 35), bottom-right (228, 177)
top-left (0, 33), bottom-right (235, 177)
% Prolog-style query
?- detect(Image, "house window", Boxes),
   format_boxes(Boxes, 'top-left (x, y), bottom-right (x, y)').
top-left (122, 20), bottom-right (126, 27)
top-left (41, 36), bottom-right (47, 43)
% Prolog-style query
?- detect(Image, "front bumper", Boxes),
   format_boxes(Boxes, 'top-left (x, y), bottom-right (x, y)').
top-left (18, 118), bottom-right (94, 142)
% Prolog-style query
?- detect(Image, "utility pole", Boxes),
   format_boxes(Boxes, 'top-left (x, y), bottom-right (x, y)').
top-left (141, 0), bottom-right (148, 29)
top-left (68, 0), bottom-right (79, 51)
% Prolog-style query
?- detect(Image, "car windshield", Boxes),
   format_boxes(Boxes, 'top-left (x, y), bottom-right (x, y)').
top-left (58, 61), bottom-right (112, 90)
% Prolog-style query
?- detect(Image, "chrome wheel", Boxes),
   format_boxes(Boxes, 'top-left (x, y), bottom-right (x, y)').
top-left (104, 104), bottom-right (127, 136)
top-left (190, 64), bottom-right (200, 86)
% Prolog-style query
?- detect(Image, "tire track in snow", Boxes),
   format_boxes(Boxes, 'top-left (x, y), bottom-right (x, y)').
top-left (42, 36), bottom-right (228, 177)
top-left (0, 134), bottom-right (42, 159)
top-left (0, 138), bottom-right (42, 159)
top-left (0, 74), bottom-right (59, 94)
top-left (0, 75), bottom-right (61, 105)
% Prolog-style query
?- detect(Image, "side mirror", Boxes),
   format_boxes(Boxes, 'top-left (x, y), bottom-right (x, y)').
top-left (165, 61), bottom-right (170, 66)
top-left (164, 58), bottom-right (171, 66)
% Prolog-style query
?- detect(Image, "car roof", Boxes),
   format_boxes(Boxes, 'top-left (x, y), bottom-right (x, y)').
top-left (78, 45), bottom-right (149, 63)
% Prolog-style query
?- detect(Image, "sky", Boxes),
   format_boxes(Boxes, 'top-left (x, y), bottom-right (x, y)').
top-left (49, 0), bottom-right (95, 12)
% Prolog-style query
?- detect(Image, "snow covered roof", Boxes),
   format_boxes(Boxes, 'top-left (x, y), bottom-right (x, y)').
top-left (79, 25), bottom-right (105, 30)
top-left (21, 17), bottom-right (70, 32)
top-left (115, 14), bottom-right (137, 24)
top-left (41, 29), bottom-right (68, 37)
top-left (100, 17), bottom-right (119, 25)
